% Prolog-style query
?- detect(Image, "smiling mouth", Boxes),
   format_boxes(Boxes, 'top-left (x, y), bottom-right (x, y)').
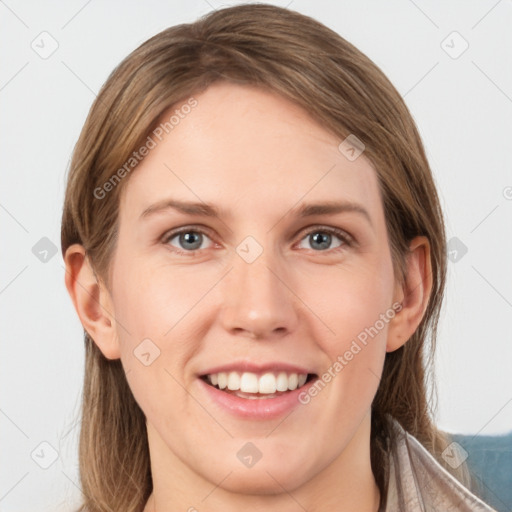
top-left (200, 371), bottom-right (318, 399)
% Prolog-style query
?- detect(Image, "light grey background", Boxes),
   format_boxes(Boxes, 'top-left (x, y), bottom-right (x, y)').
top-left (1, 0), bottom-right (511, 510)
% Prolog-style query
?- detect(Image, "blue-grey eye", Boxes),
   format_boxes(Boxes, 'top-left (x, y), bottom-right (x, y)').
top-left (297, 229), bottom-right (346, 251)
top-left (166, 230), bottom-right (211, 252)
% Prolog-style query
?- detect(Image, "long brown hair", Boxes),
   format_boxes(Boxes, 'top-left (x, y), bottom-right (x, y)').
top-left (61, 4), bottom-right (469, 510)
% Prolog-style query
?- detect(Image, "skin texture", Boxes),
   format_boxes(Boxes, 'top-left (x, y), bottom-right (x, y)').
top-left (65, 82), bottom-right (432, 512)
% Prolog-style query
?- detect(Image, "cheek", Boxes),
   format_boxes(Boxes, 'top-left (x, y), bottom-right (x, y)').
top-left (303, 253), bottom-right (395, 351)
top-left (112, 258), bottom-right (201, 345)
top-left (111, 263), bottom-right (199, 431)
top-left (303, 253), bottom-right (394, 398)
top-left (110, 257), bottom-right (208, 383)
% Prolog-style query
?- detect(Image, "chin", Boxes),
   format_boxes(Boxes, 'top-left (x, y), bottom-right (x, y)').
top-left (219, 469), bottom-right (305, 495)
top-left (199, 457), bottom-right (311, 496)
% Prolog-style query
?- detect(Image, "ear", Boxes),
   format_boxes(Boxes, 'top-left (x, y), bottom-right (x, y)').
top-left (64, 243), bottom-right (121, 359)
top-left (386, 236), bottom-right (433, 352)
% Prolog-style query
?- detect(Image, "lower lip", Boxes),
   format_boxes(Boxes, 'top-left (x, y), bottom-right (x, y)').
top-left (197, 377), bottom-right (315, 420)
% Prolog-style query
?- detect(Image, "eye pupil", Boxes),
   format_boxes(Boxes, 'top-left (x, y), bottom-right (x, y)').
top-left (310, 232), bottom-right (331, 250)
top-left (180, 232), bottom-right (202, 250)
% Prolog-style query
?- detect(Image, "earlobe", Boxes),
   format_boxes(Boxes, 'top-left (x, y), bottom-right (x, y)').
top-left (64, 244), bottom-right (121, 360)
top-left (386, 236), bottom-right (433, 353)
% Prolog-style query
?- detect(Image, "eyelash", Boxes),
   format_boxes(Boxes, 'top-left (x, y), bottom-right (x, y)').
top-left (161, 225), bottom-right (354, 256)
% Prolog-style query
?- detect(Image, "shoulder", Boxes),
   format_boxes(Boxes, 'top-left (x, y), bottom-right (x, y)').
top-left (385, 417), bottom-right (497, 512)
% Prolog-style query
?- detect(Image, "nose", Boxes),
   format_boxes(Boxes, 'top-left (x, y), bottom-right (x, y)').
top-left (219, 247), bottom-right (299, 340)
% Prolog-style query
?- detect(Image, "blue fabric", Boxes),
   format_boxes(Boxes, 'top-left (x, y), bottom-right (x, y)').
top-left (451, 432), bottom-right (512, 512)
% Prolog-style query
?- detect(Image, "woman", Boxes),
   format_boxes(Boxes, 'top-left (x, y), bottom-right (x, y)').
top-left (61, 4), bottom-right (496, 511)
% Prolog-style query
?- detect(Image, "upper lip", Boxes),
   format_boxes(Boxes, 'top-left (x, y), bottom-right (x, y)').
top-left (199, 361), bottom-right (316, 376)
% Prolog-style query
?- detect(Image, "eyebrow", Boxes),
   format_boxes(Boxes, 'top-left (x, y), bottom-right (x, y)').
top-left (139, 198), bottom-right (372, 226)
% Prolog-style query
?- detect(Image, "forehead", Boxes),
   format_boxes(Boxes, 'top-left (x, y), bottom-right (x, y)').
top-left (119, 82), bottom-right (383, 227)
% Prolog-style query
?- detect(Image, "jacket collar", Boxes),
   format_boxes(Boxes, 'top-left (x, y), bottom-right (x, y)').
top-left (384, 417), bottom-right (496, 511)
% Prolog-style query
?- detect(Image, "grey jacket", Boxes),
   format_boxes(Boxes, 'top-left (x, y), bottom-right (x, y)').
top-left (383, 419), bottom-right (497, 511)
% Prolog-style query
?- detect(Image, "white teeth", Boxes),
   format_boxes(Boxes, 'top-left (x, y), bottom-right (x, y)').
top-left (288, 373), bottom-right (298, 390)
top-left (206, 371), bottom-right (309, 394)
top-left (218, 372), bottom-right (227, 390)
top-left (227, 371), bottom-right (240, 390)
top-left (258, 373), bottom-right (276, 394)
top-left (240, 372), bottom-right (259, 393)
top-left (276, 372), bottom-right (289, 392)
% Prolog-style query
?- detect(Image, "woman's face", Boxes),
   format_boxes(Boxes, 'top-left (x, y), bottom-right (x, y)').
top-left (108, 82), bottom-right (401, 495)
